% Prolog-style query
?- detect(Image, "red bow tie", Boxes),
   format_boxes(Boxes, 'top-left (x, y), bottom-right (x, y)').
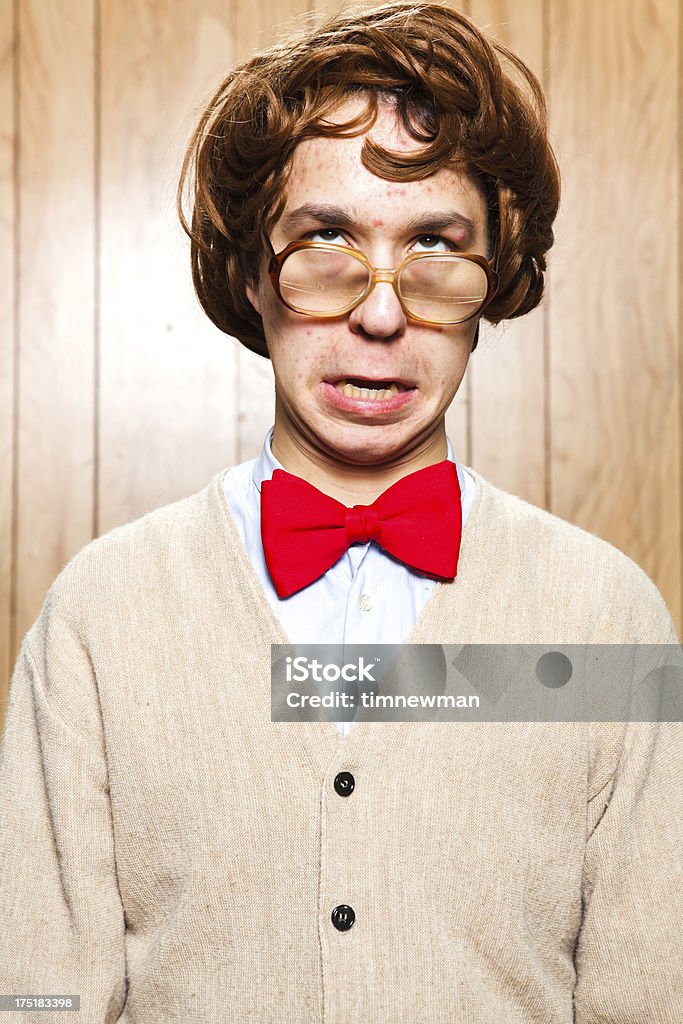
top-left (260, 460), bottom-right (462, 598)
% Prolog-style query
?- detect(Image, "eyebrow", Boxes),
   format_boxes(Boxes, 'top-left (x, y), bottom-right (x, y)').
top-left (280, 202), bottom-right (478, 241)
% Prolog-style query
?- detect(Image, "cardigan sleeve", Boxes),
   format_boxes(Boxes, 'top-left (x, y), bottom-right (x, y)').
top-left (0, 633), bottom-right (127, 1021)
top-left (574, 608), bottom-right (683, 1022)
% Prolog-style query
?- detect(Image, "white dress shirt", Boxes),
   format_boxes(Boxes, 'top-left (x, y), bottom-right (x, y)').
top-left (223, 426), bottom-right (476, 738)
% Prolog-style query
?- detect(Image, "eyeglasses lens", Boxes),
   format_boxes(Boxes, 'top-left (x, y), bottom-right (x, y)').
top-left (279, 249), bottom-right (367, 314)
top-left (279, 248), bottom-right (488, 323)
top-left (399, 257), bottom-right (488, 323)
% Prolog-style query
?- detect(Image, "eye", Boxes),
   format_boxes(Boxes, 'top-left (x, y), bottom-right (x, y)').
top-left (304, 228), bottom-right (347, 245)
top-left (411, 234), bottom-right (458, 253)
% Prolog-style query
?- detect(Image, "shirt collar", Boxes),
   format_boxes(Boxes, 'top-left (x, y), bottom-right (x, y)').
top-left (252, 425), bottom-right (464, 495)
top-left (252, 426), bottom-right (283, 492)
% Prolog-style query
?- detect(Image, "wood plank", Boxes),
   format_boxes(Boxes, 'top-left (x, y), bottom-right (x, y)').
top-left (0, 0), bottom-right (15, 722)
top-left (549, 0), bottom-right (681, 630)
top-left (15, 0), bottom-right (96, 648)
top-left (98, 0), bottom-right (240, 532)
top-left (680, 0), bottom-right (683, 636)
top-left (466, 0), bottom-right (546, 504)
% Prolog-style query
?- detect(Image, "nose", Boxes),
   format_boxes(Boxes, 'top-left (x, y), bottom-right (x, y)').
top-left (347, 276), bottom-right (407, 340)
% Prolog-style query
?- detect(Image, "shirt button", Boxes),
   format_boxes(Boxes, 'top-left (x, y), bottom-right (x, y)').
top-left (331, 904), bottom-right (355, 931)
top-left (334, 771), bottom-right (355, 797)
top-left (359, 594), bottom-right (373, 612)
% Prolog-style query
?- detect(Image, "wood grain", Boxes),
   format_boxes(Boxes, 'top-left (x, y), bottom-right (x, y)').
top-left (549, 0), bottom-right (681, 628)
top-left (0, 0), bottom-right (15, 712)
top-left (15, 0), bottom-right (96, 650)
top-left (98, 0), bottom-right (241, 533)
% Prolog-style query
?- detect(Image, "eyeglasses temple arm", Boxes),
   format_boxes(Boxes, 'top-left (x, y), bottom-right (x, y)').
top-left (261, 230), bottom-right (276, 258)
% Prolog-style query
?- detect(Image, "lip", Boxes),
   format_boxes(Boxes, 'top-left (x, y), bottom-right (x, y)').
top-left (320, 379), bottom-right (417, 414)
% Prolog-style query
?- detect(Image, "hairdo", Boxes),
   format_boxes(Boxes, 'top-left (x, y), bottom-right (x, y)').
top-left (177, 0), bottom-right (560, 356)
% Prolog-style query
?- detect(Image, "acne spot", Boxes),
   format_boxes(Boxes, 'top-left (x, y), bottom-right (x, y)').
top-left (372, 219), bottom-right (384, 228)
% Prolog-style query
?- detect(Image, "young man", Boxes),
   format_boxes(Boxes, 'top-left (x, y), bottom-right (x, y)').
top-left (1, 3), bottom-right (681, 1022)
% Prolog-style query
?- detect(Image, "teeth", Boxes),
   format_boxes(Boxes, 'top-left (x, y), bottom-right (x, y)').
top-left (337, 381), bottom-right (400, 401)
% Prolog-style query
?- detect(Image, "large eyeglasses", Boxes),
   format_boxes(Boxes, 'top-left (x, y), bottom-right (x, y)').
top-left (264, 234), bottom-right (499, 326)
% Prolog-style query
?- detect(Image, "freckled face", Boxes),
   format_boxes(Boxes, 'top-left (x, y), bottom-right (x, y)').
top-left (246, 98), bottom-right (490, 468)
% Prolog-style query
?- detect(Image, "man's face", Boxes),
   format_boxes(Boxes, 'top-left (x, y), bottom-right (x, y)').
top-left (246, 97), bottom-right (490, 468)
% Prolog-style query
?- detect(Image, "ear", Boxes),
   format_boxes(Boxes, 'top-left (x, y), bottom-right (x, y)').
top-left (245, 277), bottom-right (262, 316)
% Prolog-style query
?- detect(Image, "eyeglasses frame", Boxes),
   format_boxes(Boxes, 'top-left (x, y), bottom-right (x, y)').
top-left (262, 231), bottom-right (499, 326)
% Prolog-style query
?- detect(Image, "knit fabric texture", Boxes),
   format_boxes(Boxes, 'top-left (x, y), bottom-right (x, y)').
top-left (0, 465), bottom-right (681, 1023)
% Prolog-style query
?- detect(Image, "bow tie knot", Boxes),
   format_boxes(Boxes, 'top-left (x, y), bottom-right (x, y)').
top-left (345, 505), bottom-right (381, 545)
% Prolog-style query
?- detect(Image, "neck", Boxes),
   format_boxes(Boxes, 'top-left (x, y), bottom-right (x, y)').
top-left (270, 423), bottom-right (450, 506)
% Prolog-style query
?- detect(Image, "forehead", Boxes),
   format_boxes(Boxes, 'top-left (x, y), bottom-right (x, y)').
top-left (278, 97), bottom-right (488, 242)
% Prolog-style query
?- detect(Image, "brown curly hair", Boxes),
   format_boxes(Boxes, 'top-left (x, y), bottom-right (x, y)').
top-left (177, 0), bottom-right (560, 356)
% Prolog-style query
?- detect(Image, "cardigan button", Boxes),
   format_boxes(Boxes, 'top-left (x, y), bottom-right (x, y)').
top-left (331, 904), bottom-right (355, 931)
top-left (333, 771), bottom-right (355, 797)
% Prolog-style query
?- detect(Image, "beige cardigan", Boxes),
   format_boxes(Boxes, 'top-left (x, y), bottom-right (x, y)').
top-left (0, 466), bottom-right (681, 1023)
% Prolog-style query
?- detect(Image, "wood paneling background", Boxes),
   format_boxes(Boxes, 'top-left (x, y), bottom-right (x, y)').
top-left (1, 0), bottom-right (681, 727)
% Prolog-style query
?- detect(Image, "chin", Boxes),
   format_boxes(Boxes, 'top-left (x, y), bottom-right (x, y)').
top-left (316, 422), bottom-right (418, 465)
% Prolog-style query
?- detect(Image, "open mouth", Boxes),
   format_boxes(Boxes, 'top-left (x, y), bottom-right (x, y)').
top-left (330, 378), bottom-right (411, 401)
